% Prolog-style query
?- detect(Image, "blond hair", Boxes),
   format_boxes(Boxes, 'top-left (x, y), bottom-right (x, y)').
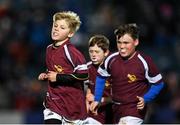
top-left (53, 11), bottom-right (81, 32)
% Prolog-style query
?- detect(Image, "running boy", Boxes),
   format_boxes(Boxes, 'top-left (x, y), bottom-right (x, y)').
top-left (38, 11), bottom-right (88, 124)
top-left (86, 35), bottom-right (112, 124)
top-left (90, 24), bottom-right (164, 124)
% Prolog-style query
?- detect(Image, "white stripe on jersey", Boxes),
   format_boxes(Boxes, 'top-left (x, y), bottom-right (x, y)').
top-left (104, 52), bottom-right (119, 70)
top-left (86, 61), bottom-right (92, 67)
top-left (138, 54), bottom-right (162, 83)
top-left (97, 52), bottom-right (119, 77)
top-left (73, 64), bottom-right (88, 72)
top-left (64, 45), bottom-right (75, 67)
top-left (97, 67), bottom-right (111, 77)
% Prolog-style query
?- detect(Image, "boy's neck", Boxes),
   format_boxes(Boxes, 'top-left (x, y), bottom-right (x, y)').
top-left (122, 51), bottom-right (137, 60)
top-left (54, 38), bottom-right (69, 47)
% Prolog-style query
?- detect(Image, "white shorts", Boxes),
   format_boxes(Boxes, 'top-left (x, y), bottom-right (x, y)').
top-left (43, 108), bottom-right (101, 125)
top-left (83, 117), bottom-right (102, 125)
top-left (118, 116), bottom-right (143, 125)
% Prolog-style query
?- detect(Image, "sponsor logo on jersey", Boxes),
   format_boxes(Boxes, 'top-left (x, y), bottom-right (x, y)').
top-left (54, 65), bottom-right (64, 73)
top-left (127, 74), bottom-right (137, 83)
top-left (105, 80), bottom-right (111, 88)
top-left (89, 80), bottom-right (111, 89)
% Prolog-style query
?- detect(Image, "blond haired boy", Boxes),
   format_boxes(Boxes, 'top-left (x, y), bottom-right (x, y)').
top-left (38, 11), bottom-right (89, 124)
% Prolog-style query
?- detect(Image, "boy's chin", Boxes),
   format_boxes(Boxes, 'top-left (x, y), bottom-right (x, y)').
top-left (92, 62), bottom-right (100, 65)
top-left (51, 38), bottom-right (59, 41)
top-left (51, 36), bottom-right (60, 41)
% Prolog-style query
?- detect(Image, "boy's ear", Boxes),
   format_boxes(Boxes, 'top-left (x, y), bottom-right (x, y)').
top-left (134, 39), bottom-right (139, 46)
top-left (68, 32), bottom-right (74, 38)
top-left (104, 50), bottom-right (110, 57)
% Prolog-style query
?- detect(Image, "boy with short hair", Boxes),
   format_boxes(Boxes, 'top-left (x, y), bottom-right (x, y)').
top-left (38, 11), bottom-right (88, 124)
top-left (90, 24), bottom-right (164, 124)
top-left (86, 35), bottom-right (113, 124)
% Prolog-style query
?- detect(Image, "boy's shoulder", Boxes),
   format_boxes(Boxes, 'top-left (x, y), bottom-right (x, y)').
top-left (105, 51), bottom-right (119, 60)
top-left (137, 51), bottom-right (155, 64)
top-left (66, 42), bottom-right (83, 53)
top-left (47, 43), bottom-right (53, 49)
top-left (65, 42), bottom-right (85, 59)
top-left (138, 51), bottom-right (152, 59)
top-left (86, 61), bottom-right (92, 67)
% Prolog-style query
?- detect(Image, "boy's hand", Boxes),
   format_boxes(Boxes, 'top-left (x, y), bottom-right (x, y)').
top-left (47, 71), bottom-right (57, 82)
top-left (137, 96), bottom-right (145, 110)
top-left (38, 73), bottom-right (48, 80)
top-left (86, 93), bottom-right (94, 102)
top-left (86, 100), bottom-right (90, 113)
top-left (90, 101), bottom-right (99, 115)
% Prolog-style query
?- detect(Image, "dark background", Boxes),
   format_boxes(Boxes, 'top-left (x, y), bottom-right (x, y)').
top-left (0, 0), bottom-right (179, 123)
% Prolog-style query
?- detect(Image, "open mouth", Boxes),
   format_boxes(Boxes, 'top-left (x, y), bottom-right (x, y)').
top-left (52, 32), bottom-right (59, 36)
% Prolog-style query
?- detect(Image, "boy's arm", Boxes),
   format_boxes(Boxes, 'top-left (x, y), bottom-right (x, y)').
top-left (94, 75), bottom-right (107, 102)
top-left (86, 89), bottom-right (94, 101)
top-left (143, 82), bottom-right (164, 103)
top-left (137, 82), bottom-right (164, 110)
top-left (89, 75), bottom-right (107, 113)
top-left (56, 73), bottom-right (88, 83)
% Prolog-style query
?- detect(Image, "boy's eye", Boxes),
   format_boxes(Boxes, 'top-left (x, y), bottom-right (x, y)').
top-left (89, 50), bottom-right (93, 53)
top-left (95, 50), bottom-right (100, 53)
top-left (54, 22), bottom-right (58, 27)
top-left (89, 50), bottom-right (100, 54)
top-left (61, 27), bottom-right (65, 29)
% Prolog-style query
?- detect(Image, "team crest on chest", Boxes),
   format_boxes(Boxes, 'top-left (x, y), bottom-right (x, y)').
top-left (54, 65), bottom-right (64, 73)
top-left (105, 80), bottom-right (111, 88)
top-left (127, 74), bottom-right (137, 83)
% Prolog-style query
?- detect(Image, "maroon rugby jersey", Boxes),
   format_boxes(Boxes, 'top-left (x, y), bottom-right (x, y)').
top-left (45, 40), bottom-right (88, 120)
top-left (87, 61), bottom-right (112, 123)
top-left (87, 61), bottom-right (111, 97)
top-left (98, 51), bottom-right (163, 120)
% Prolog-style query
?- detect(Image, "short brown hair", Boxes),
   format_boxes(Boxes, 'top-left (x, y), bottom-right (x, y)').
top-left (89, 35), bottom-right (110, 52)
top-left (114, 23), bottom-right (140, 40)
top-left (53, 11), bottom-right (81, 32)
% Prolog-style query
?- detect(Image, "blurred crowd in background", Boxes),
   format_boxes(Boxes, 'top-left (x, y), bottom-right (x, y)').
top-left (0, 0), bottom-right (180, 124)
